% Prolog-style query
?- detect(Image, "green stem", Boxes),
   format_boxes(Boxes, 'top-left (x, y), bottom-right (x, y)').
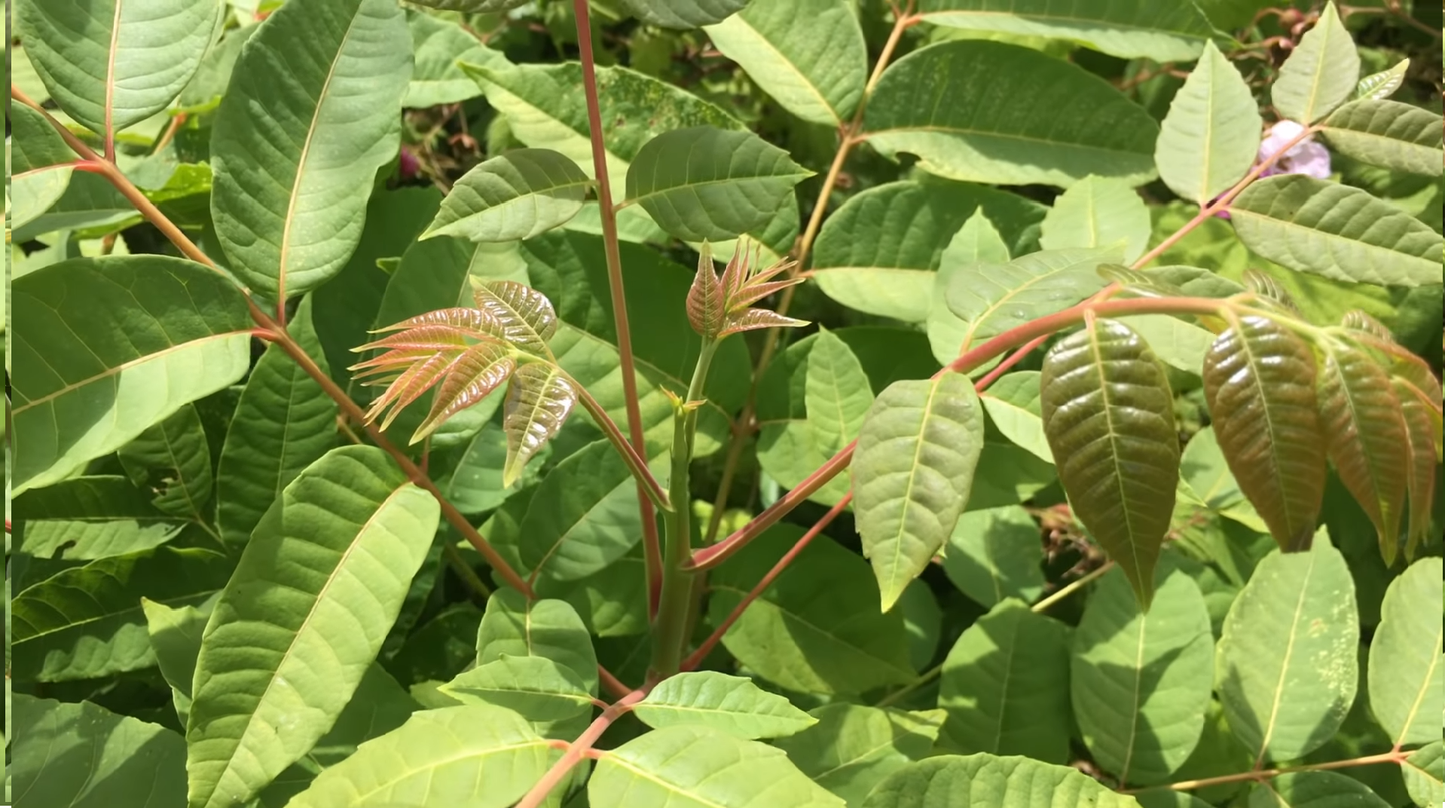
top-left (1031, 562), bottom-right (1113, 613)
top-left (875, 660), bottom-right (943, 709)
top-left (1129, 750), bottom-right (1408, 794)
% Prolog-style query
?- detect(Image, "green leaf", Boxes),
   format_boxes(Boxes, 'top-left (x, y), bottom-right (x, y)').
top-left (634, 671), bottom-right (817, 740)
top-left (1231, 175), bottom-right (1442, 287)
top-left (853, 373), bottom-right (986, 611)
top-left (440, 655), bottom-right (595, 723)
top-left (12, 256), bottom-right (252, 496)
top-left (16, 0), bottom-right (219, 134)
top-left (12, 694), bottom-right (188, 806)
top-left (861, 753), bottom-right (1140, 808)
top-left (1180, 426), bottom-right (1269, 534)
top-left (1041, 318), bottom-right (1180, 606)
top-left (1135, 793), bottom-right (1213, 808)
top-left (503, 363), bottom-right (580, 488)
top-left (1404, 743), bottom-right (1444, 808)
top-left (624, 126), bottom-right (812, 242)
top-left (9, 103), bottom-right (76, 231)
top-left (285, 705), bottom-right (560, 808)
top-left (186, 446), bottom-right (442, 808)
top-left (814, 180), bottom-right (1046, 323)
top-left (1316, 341), bottom-right (1410, 564)
top-left (423, 149), bottom-right (591, 242)
top-left (979, 373), bottom-right (1052, 464)
top-left (1039, 176), bottom-right (1152, 263)
top-left (1216, 542), bottom-right (1359, 763)
top-left (805, 329), bottom-right (874, 459)
top-left (116, 403), bottom-right (212, 521)
top-left (1367, 557), bottom-right (1443, 746)
top-left (143, 597), bottom-right (213, 725)
top-left (937, 600), bottom-right (1071, 763)
top-left (406, 0), bottom-right (529, 12)
top-left (210, 0), bottom-right (411, 303)
top-left (473, 280), bottom-right (560, 359)
top-left (1202, 315), bottom-right (1327, 551)
top-left (1320, 99), bottom-right (1443, 178)
top-left (915, 0), bottom-right (1213, 61)
top-left (773, 705), bottom-right (944, 808)
top-left (404, 10), bottom-right (495, 108)
top-left (1355, 58), bottom-right (1409, 101)
top-left (176, 24), bottom-right (258, 112)
top-left (1397, 380), bottom-right (1439, 560)
top-left (703, 0), bottom-right (867, 126)
top-left (476, 589), bottom-right (599, 696)
top-left (216, 297), bottom-right (338, 548)
top-left (1116, 314), bottom-right (1216, 374)
top-left (1071, 567), bottom-right (1214, 785)
top-left (1155, 40), bottom-right (1263, 206)
top-left (618, 0), bottom-right (749, 29)
top-left (707, 525), bottom-right (916, 695)
top-left (12, 547), bottom-right (232, 682)
top-left (16, 476), bottom-right (184, 561)
top-left (1248, 771), bottom-right (1391, 807)
top-left (442, 424), bottom-right (542, 515)
top-left (928, 212), bottom-right (1014, 363)
top-left (943, 506), bottom-right (1045, 608)
top-left (863, 41), bottom-right (1159, 187)
top-left (590, 725), bottom-right (845, 808)
top-left (1271, 2), bottom-right (1359, 125)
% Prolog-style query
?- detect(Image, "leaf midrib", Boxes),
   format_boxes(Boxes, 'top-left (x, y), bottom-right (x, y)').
top-left (706, 12), bottom-right (841, 123)
top-left (1252, 551), bottom-right (1318, 764)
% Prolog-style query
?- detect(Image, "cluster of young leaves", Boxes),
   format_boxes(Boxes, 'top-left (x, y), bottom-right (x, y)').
top-left (5, 0), bottom-right (1443, 807)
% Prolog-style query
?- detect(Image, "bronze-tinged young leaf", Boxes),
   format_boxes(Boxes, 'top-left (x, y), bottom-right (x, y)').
top-left (503, 363), bottom-right (579, 487)
top-left (1316, 341), bottom-right (1410, 565)
top-left (1340, 309), bottom-right (1396, 343)
top-left (1242, 269), bottom-right (1300, 314)
top-left (373, 306), bottom-right (503, 336)
top-left (689, 243), bottom-right (727, 339)
top-left (473, 280), bottom-right (559, 357)
top-left (721, 308), bottom-right (809, 338)
top-left (416, 342), bottom-right (517, 444)
top-left (1395, 379), bottom-right (1438, 561)
top-left (361, 353), bottom-right (456, 430)
top-left (1040, 319), bottom-right (1179, 607)
top-left (1202, 316), bottom-right (1327, 552)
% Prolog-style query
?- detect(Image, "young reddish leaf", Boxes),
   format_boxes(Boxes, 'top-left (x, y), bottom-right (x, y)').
top-left (727, 275), bottom-right (804, 311)
top-left (689, 242), bottom-right (727, 340)
top-left (1203, 315), bottom-right (1327, 552)
top-left (503, 364), bottom-right (579, 487)
top-left (365, 353), bottom-right (454, 430)
top-left (1040, 319), bottom-right (1179, 608)
top-left (1317, 342), bottom-right (1410, 565)
top-left (473, 280), bottom-right (559, 357)
top-left (1395, 379), bottom-right (1439, 561)
top-left (719, 308), bottom-right (809, 338)
top-left (414, 342), bottom-right (517, 444)
top-left (720, 240), bottom-right (755, 301)
top-left (1340, 309), bottom-right (1396, 343)
top-left (373, 307), bottom-right (502, 335)
top-left (1242, 269), bottom-right (1300, 314)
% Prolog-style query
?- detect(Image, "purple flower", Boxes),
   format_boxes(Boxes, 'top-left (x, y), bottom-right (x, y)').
top-left (1257, 120), bottom-right (1332, 179)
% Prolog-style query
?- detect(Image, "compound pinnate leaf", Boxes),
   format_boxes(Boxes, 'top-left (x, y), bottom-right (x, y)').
top-left (1367, 557), bottom-right (1443, 747)
top-left (12, 694), bottom-right (188, 807)
top-left (476, 589), bottom-right (599, 696)
top-left (1216, 543), bottom-right (1359, 764)
top-left (285, 705), bottom-right (560, 808)
top-left (703, 0), bottom-right (867, 126)
top-left (590, 725), bottom-right (845, 808)
top-left (1071, 567), bottom-right (1214, 786)
top-left (1405, 743), bottom-right (1444, 808)
top-left (943, 506), bottom-right (1046, 608)
top-left (1247, 771), bottom-right (1391, 807)
top-left (861, 754), bottom-right (1140, 808)
top-left (1230, 175), bottom-right (1444, 288)
top-left (186, 447), bottom-right (441, 808)
top-left (1316, 342), bottom-right (1410, 564)
top-left (937, 600), bottom-right (1071, 763)
top-left (1396, 380), bottom-right (1439, 559)
top-left (1039, 176), bottom-right (1152, 264)
top-left (474, 280), bottom-right (560, 357)
top-left (625, 127), bottom-right (813, 242)
top-left (1041, 319), bottom-right (1179, 606)
top-left (853, 373), bottom-right (986, 612)
top-left (439, 655), bottom-right (594, 723)
top-left (1271, 2), bottom-right (1359, 125)
top-left (1202, 316), bottom-right (1327, 552)
top-left (863, 41), bottom-right (1159, 188)
top-left (806, 329), bottom-right (874, 460)
top-left (634, 672), bottom-right (817, 740)
top-left (1155, 40), bottom-right (1263, 206)
top-left (422, 149), bottom-right (591, 242)
top-left (773, 704), bottom-right (943, 808)
top-left (210, 0), bottom-right (411, 303)
top-left (16, 0), bottom-right (219, 135)
top-left (12, 256), bottom-right (253, 497)
top-left (502, 363), bottom-right (579, 488)
top-left (1319, 100), bottom-right (1443, 178)
top-left (914, 0), bottom-right (1212, 62)
top-left (618, 0), bottom-right (749, 29)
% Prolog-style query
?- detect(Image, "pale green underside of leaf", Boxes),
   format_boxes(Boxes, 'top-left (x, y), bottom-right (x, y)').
top-left (1404, 743), bottom-right (1444, 808)
top-left (11, 256), bottom-right (253, 496)
top-left (1367, 557), bottom-right (1443, 747)
top-left (1117, 314), bottom-right (1215, 374)
top-left (1154, 40), bottom-right (1262, 205)
top-left (1180, 426), bottom-right (1270, 534)
top-left (1248, 771), bottom-right (1392, 807)
top-left (1230, 174), bottom-right (1443, 289)
top-left (927, 211), bottom-right (1014, 363)
top-left (1270, 2), bottom-right (1359, 125)
top-left (634, 671), bottom-right (818, 740)
top-left (1039, 175), bottom-right (1152, 264)
top-left (943, 505), bottom-right (1046, 608)
top-left (1215, 542), bottom-right (1359, 763)
top-left (773, 704), bottom-right (944, 807)
top-left (10, 103), bottom-right (78, 231)
top-left (403, 10), bottom-right (497, 108)
top-left (439, 655), bottom-right (594, 723)
top-left (619, 0), bottom-right (749, 28)
top-left (938, 600), bottom-right (1072, 763)
top-left (1319, 99), bottom-right (1444, 178)
top-left (946, 247), bottom-right (1119, 358)
top-left (805, 329), bottom-right (874, 461)
top-left (286, 705), bottom-right (560, 808)
top-left (17, 0), bottom-right (219, 134)
top-left (210, 0), bottom-right (412, 302)
top-left (861, 753), bottom-right (1141, 808)
top-left (625, 126), bottom-right (812, 242)
top-left (863, 41), bottom-right (1159, 188)
top-left (476, 590), bottom-right (600, 697)
top-left (144, 597), bottom-right (213, 726)
top-left (914, 0), bottom-right (1213, 61)
top-left (406, 0), bottom-right (530, 12)
top-left (186, 447), bottom-right (441, 808)
top-left (590, 725), bottom-right (845, 808)
top-left (1071, 568), bottom-right (1214, 786)
top-left (703, 0), bottom-right (867, 126)
top-left (424, 148), bottom-right (590, 242)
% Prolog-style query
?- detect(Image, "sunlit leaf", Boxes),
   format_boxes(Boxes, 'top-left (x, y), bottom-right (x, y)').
top-left (1202, 316), bottom-right (1327, 551)
top-left (914, 0), bottom-right (1213, 61)
top-left (943, 506), bottom-right (1045, 608)
top-left (1155, 40), bottom-right (1263, 206)
top-left (474, 280), bottom-right (560, 358)
top-left (117, 404), bottom-right (213, 521)
top-left (1404, 743), bottom-right (1444, 808)
top-left (142, 598), bottom-right (212, 725)
top-left (618, 0), bottom-right (749, 29)
top-left (1320, 100), bottom-right (1443, 177)
top-left (476, 589), bottom-right (599, 696)
top-left (806, 329), bottom-right (874, 460)
top-left (979, 372), bottom-right (1052, 464)
top-left (861, 753), bottom-right (1139, 808)
top-left (1367, 557), bottom-right (1443, 746)
top-left (9, 103), bottom-right (76, 231)
top-left (415, 342), bottom-right (516, 443)
top-left (1270, 2), bottom-right (1359, 125)
top-left (1042, 319), bottom-right (1179, 605)
top-left (1355, 58), bottom-right (1409, 101)
top-left (439, 655), bottom-right (594, 723)
top-left (404, 10), bottom-right (497, 108)
top-left (502, 363), bottom-right (580, 488)
top-left (1039, 176), bottom-right (1152, 263)
top-left (1248, 771), bottom-right (1391, 807)
top-left (634, 671), bottom-right (817, 740)
top-left (773, 704), bottom-right (944, 808)
top-left (423, 149), bottom-right (591, 242)
top-left (1180, 426), bottom-right (1269, 534)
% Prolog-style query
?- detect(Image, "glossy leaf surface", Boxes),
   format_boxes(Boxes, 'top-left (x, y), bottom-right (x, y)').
top-left (1248, 771), bottom-right (1391, 807)
top-left (440, 655), bottom-right (594, 723)
top-left (805, 329), bottom-right (874, 460)
top-left (503, 363), bottom-right (579, 488)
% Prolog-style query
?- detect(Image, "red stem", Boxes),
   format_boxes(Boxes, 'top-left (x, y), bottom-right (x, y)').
top-left (515, 689), bottom-right (649, 808)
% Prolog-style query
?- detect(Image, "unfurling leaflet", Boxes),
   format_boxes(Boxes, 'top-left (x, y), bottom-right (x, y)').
top-left (687, 238), bottom-right (808, 340)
